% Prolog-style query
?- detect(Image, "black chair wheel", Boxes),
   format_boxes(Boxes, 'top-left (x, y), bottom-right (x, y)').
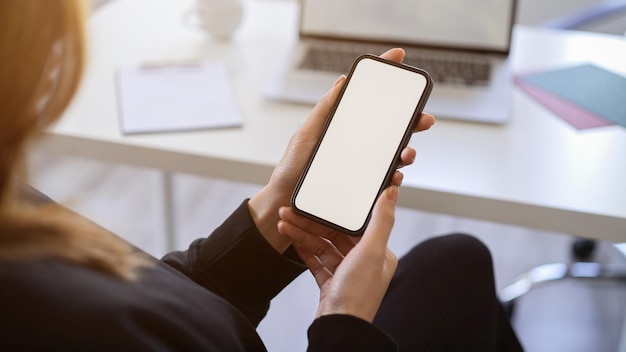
top-left (572, 239), bottom-right (596, 261)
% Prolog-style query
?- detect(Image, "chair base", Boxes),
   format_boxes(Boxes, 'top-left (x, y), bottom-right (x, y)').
top-left (500, 261), bottom-right (626, 304)
top-left (500, 238), bottom-right (626, 321)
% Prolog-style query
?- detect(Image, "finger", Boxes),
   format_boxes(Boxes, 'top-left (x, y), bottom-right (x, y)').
top-left (320, 230), bottom-right (359, 257)
top-left (292, 244), bottom-right (334, 289)
top-left (278, 219), bottom-right (345, 273)
top-left (279, 207), bottom-right (336, 238)
top-left (415, 112), bottom-right (435, 132)
top-left (298, 75), bottom-right (347, 140)
top-left (398, 147), bottom-right (416, 169)
top-left (379, 48), bottom-right (405, 63)
top-left (360, 186), bottom-right (398, 250)
top-left (391, 170), bottom-right (404, 187)
top-left (279, 207), bottom-right (356, 256)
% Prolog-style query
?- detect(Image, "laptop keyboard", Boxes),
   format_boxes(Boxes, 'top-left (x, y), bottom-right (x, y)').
top-left (299, 45), bottom-right (492, 86)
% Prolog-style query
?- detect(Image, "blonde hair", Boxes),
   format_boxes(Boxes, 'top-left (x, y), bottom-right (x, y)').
top-left (0, 0), bottom-right (148, 279)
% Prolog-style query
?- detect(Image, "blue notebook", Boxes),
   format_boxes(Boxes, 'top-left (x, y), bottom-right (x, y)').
top-left (517, 64), bottom-right (626, 128)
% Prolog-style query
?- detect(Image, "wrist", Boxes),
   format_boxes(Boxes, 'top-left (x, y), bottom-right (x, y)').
top-left (248, 187), bottom-right (292, 254)
top-left (316, 299), bottom-right (377, 324)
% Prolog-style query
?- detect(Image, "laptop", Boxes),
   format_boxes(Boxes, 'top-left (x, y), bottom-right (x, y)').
top-left (263, 0), bottom-right (517, 124)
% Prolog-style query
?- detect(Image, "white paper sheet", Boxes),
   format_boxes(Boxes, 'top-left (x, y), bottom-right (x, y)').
top-left (116, 61), bottom-right (242, 134)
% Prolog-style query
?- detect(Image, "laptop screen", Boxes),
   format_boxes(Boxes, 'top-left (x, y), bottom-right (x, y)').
top-left (300, 0), bottom-right (516, 53)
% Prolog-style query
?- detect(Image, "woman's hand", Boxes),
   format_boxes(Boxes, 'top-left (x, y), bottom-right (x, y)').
top-left (248, 48), bottom-right (435, 253)
top-left (277, 186), bottom-right (400, 323)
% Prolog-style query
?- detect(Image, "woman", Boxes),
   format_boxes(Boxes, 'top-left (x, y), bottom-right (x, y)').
top-left (0, 1), bottom-right (522, 350)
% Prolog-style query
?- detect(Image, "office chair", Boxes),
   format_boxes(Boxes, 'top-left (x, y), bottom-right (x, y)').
top-left (500, 2), bottom-right (626, 348)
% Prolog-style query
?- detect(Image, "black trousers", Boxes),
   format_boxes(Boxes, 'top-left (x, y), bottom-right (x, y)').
top-left (374, 234), bottom-right (523, 351)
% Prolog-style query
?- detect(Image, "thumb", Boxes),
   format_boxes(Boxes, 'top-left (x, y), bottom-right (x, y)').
top-left (299, 75), bottom-right (346, 137)
top-left (360, 186), bottom-right (398, 248)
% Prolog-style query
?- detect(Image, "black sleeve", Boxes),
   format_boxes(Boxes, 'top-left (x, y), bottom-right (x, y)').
top-left (308, 315), bottom-right (398, 351)
top-left (161, 200), bottom-right (306, 326)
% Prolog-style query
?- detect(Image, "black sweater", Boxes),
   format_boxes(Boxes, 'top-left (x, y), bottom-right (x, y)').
top-left (0, 200), bottom-right (397, 351)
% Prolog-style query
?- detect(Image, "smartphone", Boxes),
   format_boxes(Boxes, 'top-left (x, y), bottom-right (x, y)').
top-left (291, 54), bottom-right (433, 236)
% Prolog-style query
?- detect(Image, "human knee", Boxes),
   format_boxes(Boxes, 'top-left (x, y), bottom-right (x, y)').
top-left (405, 233), bottom-right (494, 272)
top-left (440, 233), bottom-right (490, 257)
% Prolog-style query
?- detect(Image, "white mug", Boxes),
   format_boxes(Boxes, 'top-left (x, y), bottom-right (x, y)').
top-left (184, 0), bottom-right (244, 40)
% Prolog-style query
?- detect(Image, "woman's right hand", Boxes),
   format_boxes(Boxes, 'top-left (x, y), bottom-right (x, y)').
top-left (248, 48), bottom-right (435, 255)
top-left (277, 186), bottom-right (400, 323)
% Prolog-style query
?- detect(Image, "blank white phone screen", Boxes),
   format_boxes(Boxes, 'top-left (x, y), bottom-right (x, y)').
top-left (294, 57), bottom-right (428, 233)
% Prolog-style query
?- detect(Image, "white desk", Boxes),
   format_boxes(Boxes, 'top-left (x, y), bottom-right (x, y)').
top-left (41, 0), bottom-right (626, 242)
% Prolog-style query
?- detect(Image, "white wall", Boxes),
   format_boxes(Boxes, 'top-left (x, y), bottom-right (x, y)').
top-left (516, 0), bottom-right (626, 35)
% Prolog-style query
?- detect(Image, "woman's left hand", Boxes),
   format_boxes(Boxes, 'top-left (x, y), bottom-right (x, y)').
top-left (277, 186), bottom-right (400, 323)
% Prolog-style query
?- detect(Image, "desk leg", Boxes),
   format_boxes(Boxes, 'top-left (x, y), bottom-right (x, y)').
top-left (619, 248), bottom-right (626, 352)
top-left (159, 171), bottom-right (176, 252)
top-left (617, 310), bottom-right (626, 352)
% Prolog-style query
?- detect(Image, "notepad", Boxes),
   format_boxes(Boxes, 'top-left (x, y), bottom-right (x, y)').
top-left (515, 64), bottom-right (626, 130)
top-left (515, 76), bottom-right (614, 130)
top-left (116, 61), bottom-right (242, 134)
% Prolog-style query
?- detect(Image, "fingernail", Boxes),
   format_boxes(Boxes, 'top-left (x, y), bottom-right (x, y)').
top-left (334, 75), bottom-right (346, 86)
top-left (387, 186), bottom-right (398, 203)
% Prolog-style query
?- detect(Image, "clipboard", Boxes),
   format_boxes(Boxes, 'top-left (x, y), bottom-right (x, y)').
top-left (116, 60), bottom-right (242, 134)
